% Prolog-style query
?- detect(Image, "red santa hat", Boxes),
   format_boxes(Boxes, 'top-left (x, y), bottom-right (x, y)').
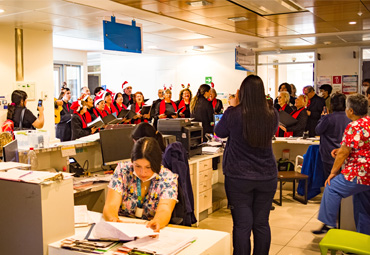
top-left (71, 100), bottom-right (83, 113)
top-left (211, 82), bottom-right (215, 88)
top-left (94, 91), bottom-right (105, 107)
top-left (122, 81), bottom-right (130, 90)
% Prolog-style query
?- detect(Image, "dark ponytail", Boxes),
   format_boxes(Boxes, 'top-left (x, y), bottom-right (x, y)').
top-left (131, 122), bottom-right (166, 152)
top-left (190, 84), bottom-right (211, 113)
top-left (7, 90), bottom-right (27, 120)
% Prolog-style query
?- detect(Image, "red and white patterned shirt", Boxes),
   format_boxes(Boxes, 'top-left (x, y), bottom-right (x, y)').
top-left (340, 116), bottom-right (370, 186)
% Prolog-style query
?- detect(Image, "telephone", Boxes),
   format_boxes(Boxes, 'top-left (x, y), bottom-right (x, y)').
top-left (69, 157), bottom-right (85, 177)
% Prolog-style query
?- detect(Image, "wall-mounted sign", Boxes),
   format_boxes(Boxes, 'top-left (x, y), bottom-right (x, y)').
top-left (332, 76), bottom-right (342, 94)
top-left (342, 75), bottom-right (358, 94)
top-left (235, 46), bottom-right (255, 72)
top-left (205, 77), bottom-right (212, 84)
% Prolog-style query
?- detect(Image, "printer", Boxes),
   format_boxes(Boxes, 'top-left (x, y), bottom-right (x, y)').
top-left (157, 118), bottom-right (203, 157)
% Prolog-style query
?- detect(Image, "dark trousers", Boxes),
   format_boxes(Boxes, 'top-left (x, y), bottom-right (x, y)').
top-left (322, 161), bottom-right (333, 181)
top-left (225, 176), bottom-right (277, 255)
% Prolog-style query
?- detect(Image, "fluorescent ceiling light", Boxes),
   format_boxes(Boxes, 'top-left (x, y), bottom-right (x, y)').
top-left (231, 0), bottom-right (306, 16)
top-left (228, 16), bottom-right (248, 22)
top-left (148, 45), bottom-right (158, 49)
top-left (349, 21), bottom-right (357, 25)
top-left (0, 9), bottom-right (5, 13)
top-left (187, 0), bottom-right (211, 7)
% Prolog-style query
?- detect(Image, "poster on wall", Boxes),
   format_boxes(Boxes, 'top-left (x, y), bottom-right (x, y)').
top-left (14, 82), bottom-right (36, 101)
top-left (332, 76), bottom-right (342, 94)
top-left (317, 76), bottom-right (332, 86)
top-left (342, 75), bottom-right (358, 94)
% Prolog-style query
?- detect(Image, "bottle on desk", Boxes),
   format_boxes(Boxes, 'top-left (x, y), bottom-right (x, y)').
top-left (27, 147), bottom-right (38, 170)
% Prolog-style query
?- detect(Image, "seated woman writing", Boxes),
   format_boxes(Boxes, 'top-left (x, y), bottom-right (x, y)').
top-left (103, 137), bottom-right (178, 232)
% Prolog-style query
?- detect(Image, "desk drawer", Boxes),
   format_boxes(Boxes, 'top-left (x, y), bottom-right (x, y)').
top-left (199, 159), bottom-right (212, 172)
top-left (199, 169), bottom-right (212, 183)
top-left (199, 179), bottom-right (212, 193)
top-left (199, 189), bottom-right (212, 212)
top-left (189, 164), bottom-right (195, 175)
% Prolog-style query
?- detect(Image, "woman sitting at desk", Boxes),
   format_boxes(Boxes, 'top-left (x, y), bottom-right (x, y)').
top-left (103, 137), bottom-right (178, 232)
top-left (71, 98), bottom-right (98, 140)
top-left (156, 89), bottom-right (178, 119)
top-left (131, 92), bottom-right (151, 124)
top-left (279, 94), bottom-right (308, 137)
top-left (131, 122), bottom-right (166, 152)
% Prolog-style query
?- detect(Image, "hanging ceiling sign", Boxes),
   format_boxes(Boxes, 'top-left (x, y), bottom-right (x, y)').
top-left (103, 16), bottom-right (142, 54)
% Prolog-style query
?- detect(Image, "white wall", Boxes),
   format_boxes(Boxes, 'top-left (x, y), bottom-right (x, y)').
top-left (101, 51), bottom-right (247, 103)
top-left (316, 46), bottom-right (360, 91)
top-left (53, 48), bottom-right (88, 88)
top-left (0, 26), bottom-right (55, 138)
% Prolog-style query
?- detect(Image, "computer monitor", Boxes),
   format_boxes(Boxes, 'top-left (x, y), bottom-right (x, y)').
top-left (99, 126), bottom-right (135, 166)
top-left (3, 140), bottom-right (19, 162)
top-left (214, 114), bottom-right (223, 127)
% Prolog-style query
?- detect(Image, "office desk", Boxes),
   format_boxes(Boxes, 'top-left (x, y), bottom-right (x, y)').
top-left (272, 138), bottom-right (319, 162)
top-left (48, 216), bottom-right (231, 255)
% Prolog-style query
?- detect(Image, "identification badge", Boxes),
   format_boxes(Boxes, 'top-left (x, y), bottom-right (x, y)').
top-left (135, 207), bottom-right (143, 218)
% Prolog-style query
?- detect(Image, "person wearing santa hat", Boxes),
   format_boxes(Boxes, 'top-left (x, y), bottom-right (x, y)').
top-left (71, 100), bottom-right (97, 140)
top-left (93, 91), bottom-right (108, 119)
top-left (176, 84), bottom-right (192, 118)
top-left (122, 81), bottom-right (133, 107)
top-left (130, 92), bottom-right (151, 124)
top-left (208, 84), bottom-right (223, 114)
top-left (56, 88), bottom-right (73, 142)
top-left (113, 92), bottom-right (127, 113)
top-left (155, 88), bottom-right (177, 119)
top-left (103, 90), bottom-right (119, 115)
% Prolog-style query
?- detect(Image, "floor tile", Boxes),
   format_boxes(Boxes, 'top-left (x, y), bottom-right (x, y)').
top-left (286, 230), bottom-right (323, 251)
top-left (270, 244), bottom-right (284, 255)
top-left (270, 227), bottom-right (299, 246)
top-left (277, 246), bottom-right (320, 255)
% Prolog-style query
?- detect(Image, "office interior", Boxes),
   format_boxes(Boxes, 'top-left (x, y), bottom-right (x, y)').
top-left (0, 0), bottom-right (370, 254)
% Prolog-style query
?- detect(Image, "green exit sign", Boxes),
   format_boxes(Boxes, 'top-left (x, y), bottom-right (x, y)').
top-left (205, 77), bottom-right (212, 84)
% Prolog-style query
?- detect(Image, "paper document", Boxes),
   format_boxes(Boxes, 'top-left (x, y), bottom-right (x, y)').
top-left (76, 133), bottom-right (100, 142)
top-left (0, 169), bottom-right (72, 184)
top-left (0, 162), bottom-right (30, 171)
top-left (88, 220), bottom-right (155, 241)
top-left (202, 146), bottom-right (221, 154)
top-left (124, 228), bottom-right (197, 255)
top-left (74, 205), bottom-right (94, 227)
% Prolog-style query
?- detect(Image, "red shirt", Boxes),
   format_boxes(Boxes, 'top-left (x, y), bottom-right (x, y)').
top-left (340, 116), bottom-right (370, 186)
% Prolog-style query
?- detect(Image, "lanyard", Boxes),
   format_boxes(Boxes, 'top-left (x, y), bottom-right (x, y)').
top-left (137, 177), bottom-right (143, 208)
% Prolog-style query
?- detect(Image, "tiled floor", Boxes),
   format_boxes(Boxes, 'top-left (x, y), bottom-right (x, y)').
top-left (198, 188), bottom-right (326, 255)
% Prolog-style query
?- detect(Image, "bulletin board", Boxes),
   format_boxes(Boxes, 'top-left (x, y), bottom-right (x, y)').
top-left (342, 75), bottom-right (358, 94)
top-left (14, 82), bottom-right (36, 101)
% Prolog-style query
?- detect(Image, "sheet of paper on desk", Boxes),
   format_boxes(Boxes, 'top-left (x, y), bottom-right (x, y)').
top-left (0, 169), bottom-right (69, 183)
top-left (202, 146), bottom-right (221, 154)
top-left (0, 162), bottom-right (30, 171)
top-left (76, 133), bottom-right (100, 142)
top-left (74, 205), bottom-right (94, 226)
top-left (90, 221), bottom-right (155, 241)
top-left (124, 229), bottom-right (197, 255)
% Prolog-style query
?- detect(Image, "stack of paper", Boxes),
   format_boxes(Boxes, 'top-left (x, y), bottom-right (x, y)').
top-left (0, 169), bottom-right (73, 184)
top-left (0, 162), bottom-right (30, 171)
top-left (88, 221), bottom-right (155, 241)
top-left (74, 205), bottom-right (94, 227)
top-left (124, 228), bottom-right (197, 255)
top-left (76, 133), bottom-right (100, 142)
top-left (202, 146), bottom-right (221, 154)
